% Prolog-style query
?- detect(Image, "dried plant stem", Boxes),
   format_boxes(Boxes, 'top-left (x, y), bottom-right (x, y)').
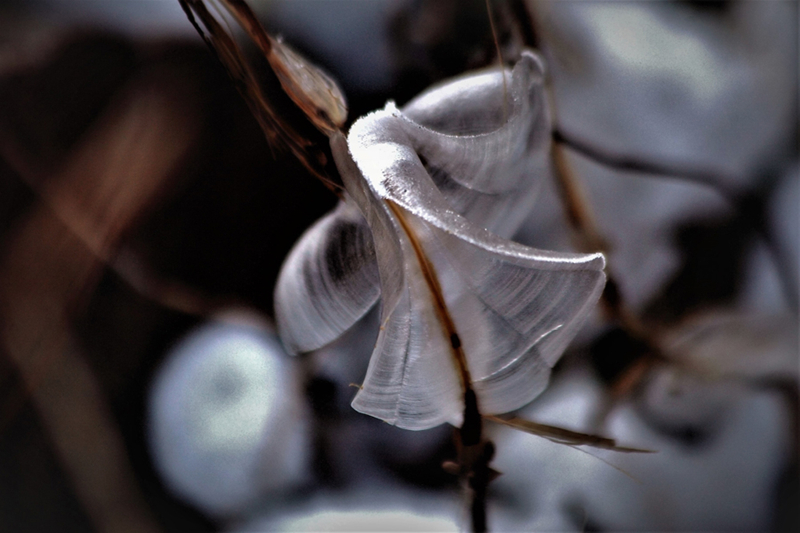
top-left (485, 415), bottom-right (653, 452)
top-left (179, 0), bottom-right (344, 194)
top-left (386, 201), bottom-right (494, 533)
top-left (552, 129), bottom-right (742, 201)
top-left (386, 201), bottom-right (473, 391)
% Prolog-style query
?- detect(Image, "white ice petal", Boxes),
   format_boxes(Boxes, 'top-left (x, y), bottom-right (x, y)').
top-left (275, 200), bottom-right (380, 353)
top-left (420, 216), bottom-right (605, 415)
top-left (400, 52), bottom-right (549, 192)
top-left (336, 68), bottom-right (605, 428)
top-left (331, 132), bottom-right (464, 430)
top-left (279, 50), bottom-right (605, 430)
top-left (396, 51), bottom-right (550, 238)
top-left (275, 51), bottom-right (551, 357)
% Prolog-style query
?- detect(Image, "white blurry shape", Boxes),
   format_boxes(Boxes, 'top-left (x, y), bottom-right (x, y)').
top-left (276, 509), bottom-right (456, 532)
top-left (637, 364), bottom-right (745, 433)
top-left (233, 486), bottom-right (460, 532)
top-left (662, 311), bottom-right (799, 383)
top-left (148, 313), bottom-right (309, 517)
top-left (768, 163), bottom-right (799, 302)
top-left (595, 388), bottom-right (790, 531)
top-left (278, 51), bottom-right (606, 430)
top-left (38, 0), bottom-right (196, 36)
top-left (537, 0), bottom-right (797, 190)
top-left (588, 6), bottom-right (724, 106)
top-left (739, 238), bottom-right (792, 314)
top-left (490, 367), bottom-right (791, 532)
top-left (258, 0), bottom-right (403, 92)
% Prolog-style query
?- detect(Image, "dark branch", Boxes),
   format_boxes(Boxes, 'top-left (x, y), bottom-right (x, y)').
top-left (553, 128), bottom-right (741, 201)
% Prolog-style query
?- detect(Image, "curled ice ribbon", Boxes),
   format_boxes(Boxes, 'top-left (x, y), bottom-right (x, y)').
top-left (276, 51), bottom-right (606, 430)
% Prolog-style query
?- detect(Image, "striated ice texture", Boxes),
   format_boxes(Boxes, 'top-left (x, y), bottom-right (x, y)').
top-left (276, 51), bottom-right (606, 430)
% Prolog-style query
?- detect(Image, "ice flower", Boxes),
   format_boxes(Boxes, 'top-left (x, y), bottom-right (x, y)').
top-left (276, 51), bottom-right (606, 430)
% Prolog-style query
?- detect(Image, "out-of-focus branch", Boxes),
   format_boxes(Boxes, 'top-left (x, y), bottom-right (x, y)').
top-left (552, 128), bottom-right (742, 201)
top-left (551, 130), bottom-right (799, 314)
top-left (0, 98), bottom-right (233, 319)
top-left (550, 127), bottom-right (651, 337)
top-left (0, 71), bottom-right (199, 533)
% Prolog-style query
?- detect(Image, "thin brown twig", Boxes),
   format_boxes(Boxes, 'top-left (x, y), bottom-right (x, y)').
top-left (485, 415), bottom-right (654, 453)
top-left (385, 201), bottom-right (474, 393)
top-left (386, 202), bottom-right (496, 531)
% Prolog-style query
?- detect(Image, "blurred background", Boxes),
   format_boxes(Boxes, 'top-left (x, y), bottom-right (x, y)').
top-left (0, 1), bottom-right (797, 531)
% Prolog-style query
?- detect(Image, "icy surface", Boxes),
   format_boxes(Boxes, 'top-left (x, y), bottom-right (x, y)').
top-left (276, 51), bottom-right (606, 430)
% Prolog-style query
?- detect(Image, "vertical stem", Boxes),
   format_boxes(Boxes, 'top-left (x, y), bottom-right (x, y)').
top-left (469, 440), bottom-right (495, 533)
top-left (385, 201), bottom-right (494, 532)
